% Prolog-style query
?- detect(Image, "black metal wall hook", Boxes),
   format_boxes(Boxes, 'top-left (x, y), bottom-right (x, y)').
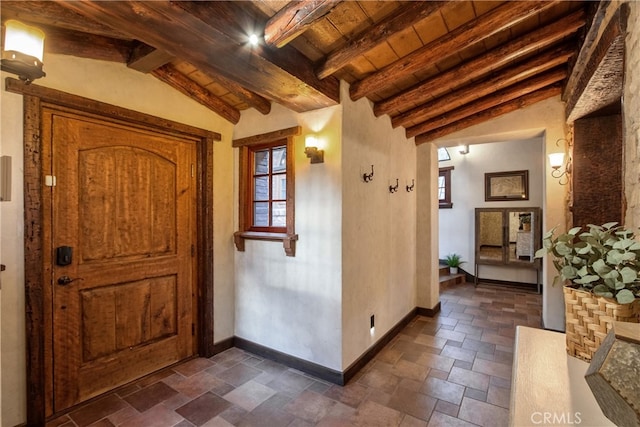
top-left (363, 164), bottom-right (374, 182)
top-left (406, 179), bottom-right (415, 192)
top-left (389, 178), bottom-right (399, 193)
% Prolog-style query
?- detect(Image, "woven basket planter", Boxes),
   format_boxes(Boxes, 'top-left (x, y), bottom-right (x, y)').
top-left (563, 286), bottom-right (640, 362)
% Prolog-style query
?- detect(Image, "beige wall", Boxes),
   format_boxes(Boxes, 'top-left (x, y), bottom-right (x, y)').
top-left (625, 2), bottom-right (640, 230)
top-left (233, 102), bottom-right (344, 370)
top-left (0, 54), bottom-right (235, 426)
top-left (341, 82), bottom-right (418, 368)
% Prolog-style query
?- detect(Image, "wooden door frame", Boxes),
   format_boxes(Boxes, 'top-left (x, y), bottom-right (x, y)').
top-left (6, 78), bottom-right (219, 426)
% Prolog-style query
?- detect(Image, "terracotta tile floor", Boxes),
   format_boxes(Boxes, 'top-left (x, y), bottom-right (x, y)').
top-left (49, 282), bottom-right (542, 427)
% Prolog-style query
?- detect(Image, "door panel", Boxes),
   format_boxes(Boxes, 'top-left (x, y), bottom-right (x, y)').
top-left (44, 110), bottom-right (196, 412)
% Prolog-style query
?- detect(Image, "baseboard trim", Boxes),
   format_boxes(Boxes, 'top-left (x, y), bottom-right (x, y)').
top-left (212, 337), bottom-right (235, 355)
top-left (342, 307), bottom-right (419, 384)
top-left (416, 301), bottom-right (441, 317)
top-left (221, 303), bottom-right (441, 386)
top-left (234, 337), bottom-right (344, 385)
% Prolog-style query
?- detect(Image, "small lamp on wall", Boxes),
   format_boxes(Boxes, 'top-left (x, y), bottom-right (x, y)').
top-left (304, 135), bottom-right (324, 164)
top-left (1, 20), bottom-right (46, 83)
top-left (549, 152), bottom-right (571, 185)
top-left (457, 144), bottom-right (469, 155)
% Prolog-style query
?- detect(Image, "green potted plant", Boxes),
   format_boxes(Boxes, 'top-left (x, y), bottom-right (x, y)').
top-left (535, 222), bottom-right (640, 361)
top-left (520, 214), bottom-right (532, 231)
top-left (444, 253), bottom-right (465, 274)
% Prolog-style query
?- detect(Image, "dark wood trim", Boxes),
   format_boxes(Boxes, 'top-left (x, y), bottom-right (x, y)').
top-left (5, 79), bottom-right (221, 142)
top-left (416, 302), bottom-right (442, 317)
top-left (212, 337), bottom-right (235, 355)
top-left (232, 126), bottom-right (301, 147)
top-left (10, 78), bottom-right (219, 425)
top-left (23, 94), bottom-right (46, 427)
top-left (235, 337), bottom-right (344, 385)
top-left (222, 305), bottom-right (438, 387)
top-left (197, 134), bottom-right (216, 357)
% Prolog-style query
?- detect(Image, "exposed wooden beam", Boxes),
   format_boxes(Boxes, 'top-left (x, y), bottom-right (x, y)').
top-left (127, 43), bottom-right (175, 73)
top-left (151, 64), bottom-right (241, 124)
top-left (374, 9), bottom-right (586, 118)
top-left (349, 0), bottom-right (560, 101)
top-left (42, 25), bottom-right (132, 63)
top-left (414, 85), bottom-right (562, 145)
top-left (56, 0), bottom-right (339, 112)
top-left (0, 1), bottom-right (130, 39)
top-left (316, 1), bottom-right (446, 79)
top-left (393, 44), bottom-right (575, 129)
top-left (264, 0), bottom-right (342, 48)
top-left (205, 73), bottom-right (272, 116)
top-left (564, 3), bottom-right (627, 122)
top-left (407, 68), bottom-right (567, 138)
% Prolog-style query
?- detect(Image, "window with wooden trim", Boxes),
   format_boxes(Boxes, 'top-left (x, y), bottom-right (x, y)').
top-left (439, 166), bottom-right (454, 209)
top-left (233, 126), bottom-right (299, 256)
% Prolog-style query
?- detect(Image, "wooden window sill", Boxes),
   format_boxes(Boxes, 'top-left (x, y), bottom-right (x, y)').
top-left (233, 231), bottom-right (299, 257)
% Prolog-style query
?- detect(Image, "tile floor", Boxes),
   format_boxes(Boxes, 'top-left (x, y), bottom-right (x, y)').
top-left (49, 282), bottom-right (542, 427)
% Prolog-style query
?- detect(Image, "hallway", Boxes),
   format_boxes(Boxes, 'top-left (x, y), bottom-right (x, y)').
top-left (49, 283), bottom-right (542, 426)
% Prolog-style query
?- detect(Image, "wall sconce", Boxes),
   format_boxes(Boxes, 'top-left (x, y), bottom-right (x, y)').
top-left (389, 179), bottom-right (399, 193)
top-left (1, 20), bottom-right (46, 83)
top-left (406, 179), bottom-right (414, 192)
top-left (304, 135), bottom-right (324, 164)
top-left (549, 139), bottom-right (572, 185)
top-left (363, 164), bottom-right (374, 182)
top-left (458, 144), bottom-right (469, 155)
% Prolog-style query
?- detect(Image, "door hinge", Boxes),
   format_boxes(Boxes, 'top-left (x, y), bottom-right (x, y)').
top-left (45, 175), bottom-right (57, 187)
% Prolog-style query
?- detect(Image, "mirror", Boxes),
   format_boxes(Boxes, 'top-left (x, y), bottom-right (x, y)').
top-left (475, 207), bottom-right (541, 267)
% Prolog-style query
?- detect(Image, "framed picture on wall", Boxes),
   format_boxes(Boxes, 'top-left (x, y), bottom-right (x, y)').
top-left (485, 170), bottom-right (529, 201)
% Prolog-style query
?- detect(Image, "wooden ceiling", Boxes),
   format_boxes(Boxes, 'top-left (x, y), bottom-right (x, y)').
top-left (1, 1), bottom-right (590, 144)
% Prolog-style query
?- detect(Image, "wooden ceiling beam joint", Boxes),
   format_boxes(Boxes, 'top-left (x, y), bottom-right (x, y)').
top-left (264, 0), bottom-right (342, 48)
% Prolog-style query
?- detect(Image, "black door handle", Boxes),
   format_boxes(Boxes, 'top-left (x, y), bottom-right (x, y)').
top-left (57, 276), bottom-right (82, 285)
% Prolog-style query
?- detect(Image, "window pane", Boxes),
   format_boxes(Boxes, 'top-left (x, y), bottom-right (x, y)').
top-left (253, 202), bottom-right (269, 226)
top-left (254, 176), bottom-right (269, 201)
top-left (272, 174), bottom-right (286, 200)
top-left (272, 147), bottom-right (286, 172)
top-left (272, 202), bottom-right (286, 227)
top-left (438, 176), bottom-right (445, 200)
top-left (254, 150), bottom-right (269, 174)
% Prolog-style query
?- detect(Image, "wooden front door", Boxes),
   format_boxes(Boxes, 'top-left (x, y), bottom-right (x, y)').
top-left (42, 108), bottom-right (197, 413)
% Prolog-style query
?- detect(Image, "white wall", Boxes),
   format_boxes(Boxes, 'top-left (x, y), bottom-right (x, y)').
top-left (233, 102), bottom-right (344, 370)
top-left (438, 138), bottom-right (544, 284)
top-left (0, 54), bottom-right (235, 426)
top-left (341, 83), bottom-right (417, 369)
top-left (430, 96), bottom-right (569, 331)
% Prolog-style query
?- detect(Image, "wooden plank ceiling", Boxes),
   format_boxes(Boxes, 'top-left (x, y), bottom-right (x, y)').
top-left (1, 1), bottom-right (590, 144)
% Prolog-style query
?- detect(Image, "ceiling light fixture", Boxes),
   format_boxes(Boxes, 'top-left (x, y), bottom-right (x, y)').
top-left (1, 20), bottom-right (46, 83)
top-left (248, 33), bottom-right (260, 46)
top-left (458, 144), bottom-right (469, 155)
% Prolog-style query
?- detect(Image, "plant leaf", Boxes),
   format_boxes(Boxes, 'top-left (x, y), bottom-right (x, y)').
top-left (620, 266), bottom-right (638, 283)
top-left (592, 259), bottom-right (611, 275)
top-left (568, 226), bottom-right (583, 236)
top-left (593, 286), bottom-right (613, 298)
top-left (615, 289), bottom-right (636, 304)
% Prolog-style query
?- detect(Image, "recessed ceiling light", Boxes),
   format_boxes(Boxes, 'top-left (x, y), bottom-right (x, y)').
top-left (248, 34), bottom-right (259, 46)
